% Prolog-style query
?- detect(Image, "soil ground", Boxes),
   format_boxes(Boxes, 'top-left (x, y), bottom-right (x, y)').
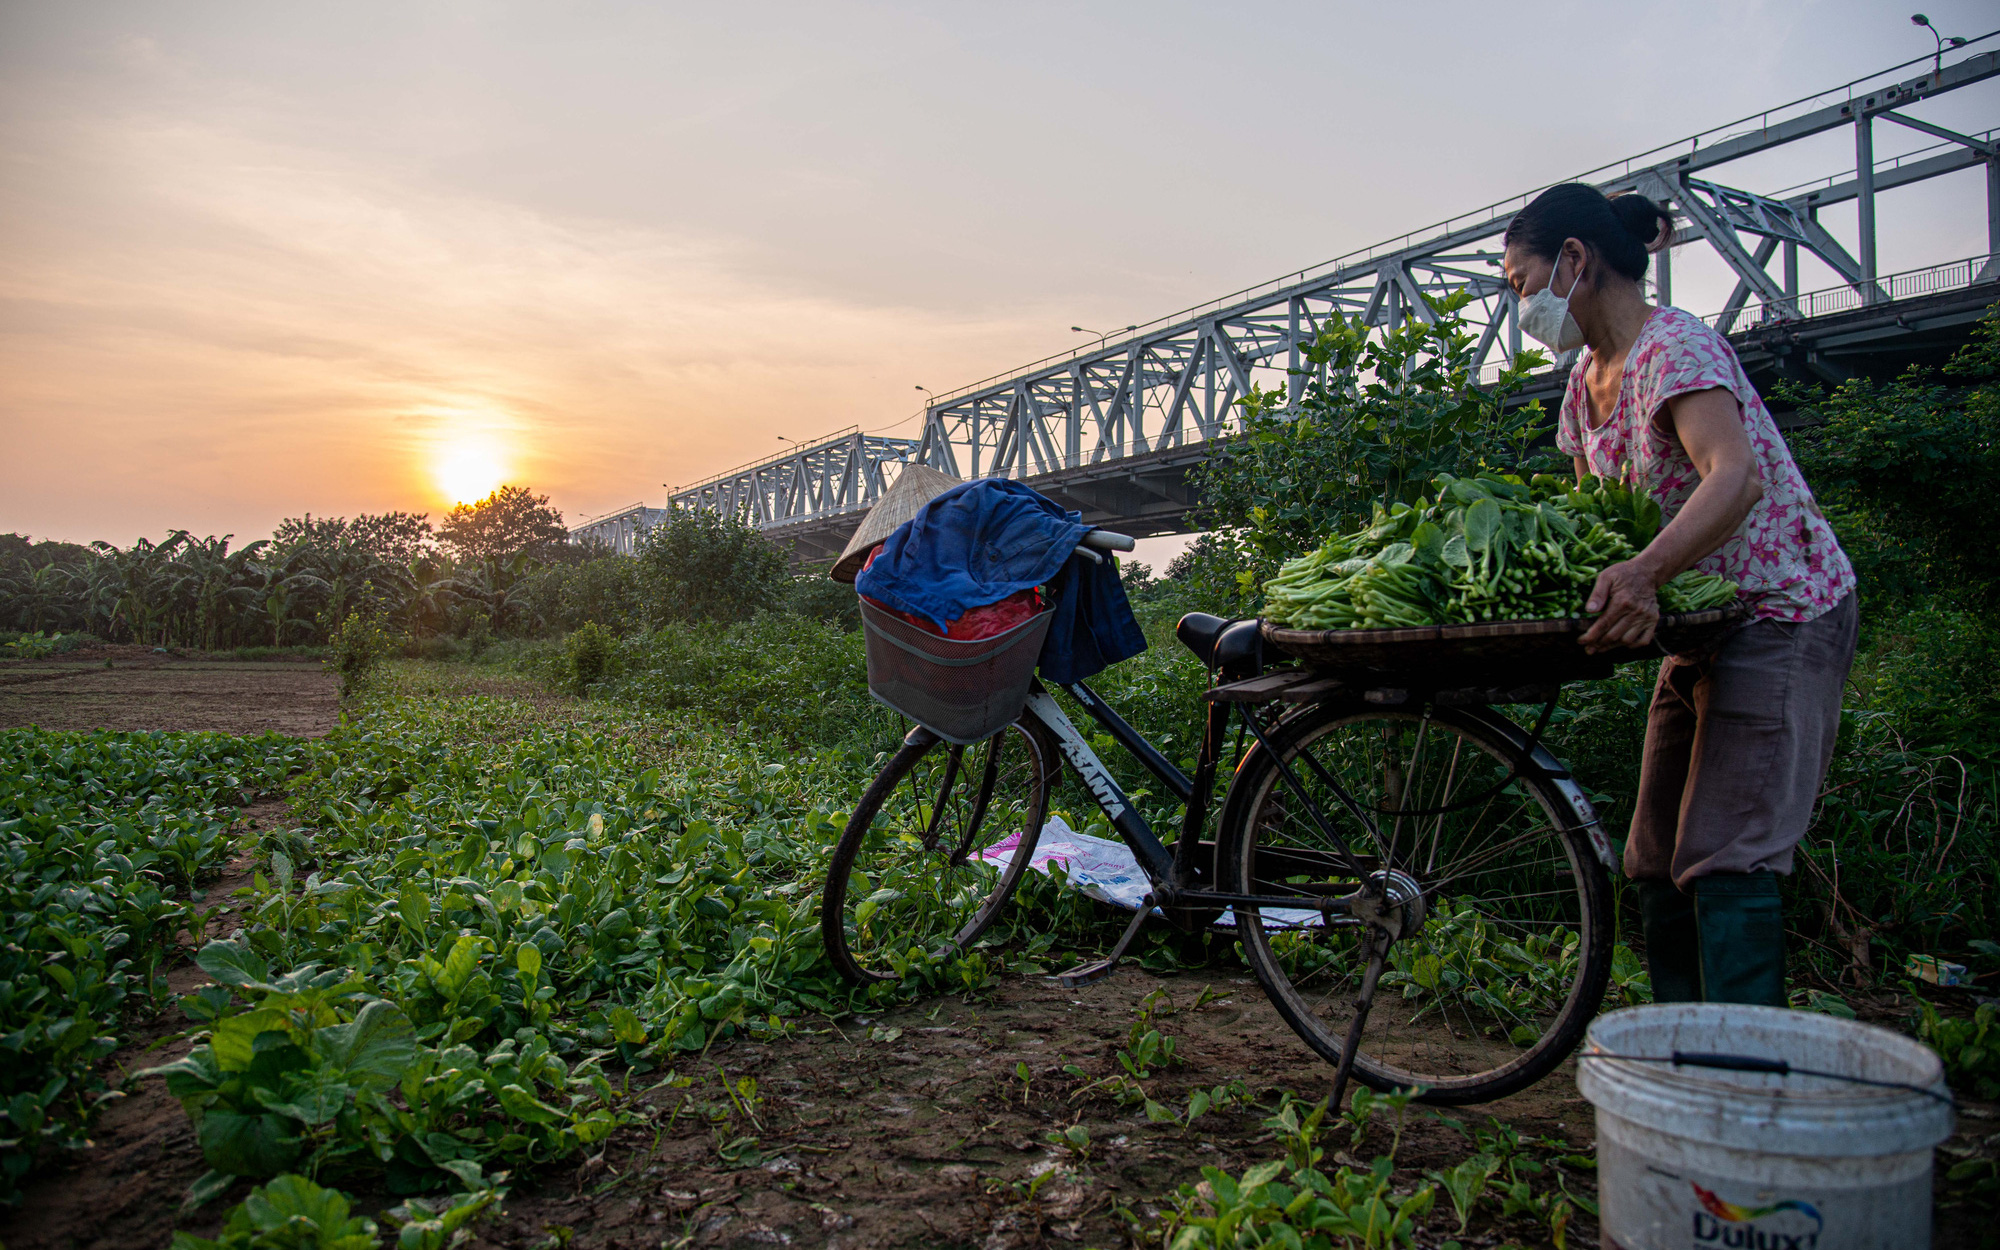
top-left (0, 645), bottom-right (338, 736)
top-left (5, 957), bottom-right (1604, 1250)
top-left (2, 666), bottom-right (1993, 1249)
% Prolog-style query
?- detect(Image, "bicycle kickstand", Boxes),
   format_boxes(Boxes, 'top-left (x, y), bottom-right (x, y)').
top-left (1328, 924), bottom-right (1391, 1110)
top-left (1050, 894), bottom-right (1155, 988)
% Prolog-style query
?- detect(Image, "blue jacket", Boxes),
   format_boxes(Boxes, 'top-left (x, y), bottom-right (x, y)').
top-left (854, 479), bottom-right (1147, 684)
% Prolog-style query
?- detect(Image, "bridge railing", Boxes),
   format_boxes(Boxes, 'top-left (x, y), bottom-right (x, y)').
top-left (1710, 254), bottom-right (1998, 333)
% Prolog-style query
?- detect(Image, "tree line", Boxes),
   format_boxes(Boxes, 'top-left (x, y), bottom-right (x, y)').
top-left (3, 485), bottom-right (621, 649)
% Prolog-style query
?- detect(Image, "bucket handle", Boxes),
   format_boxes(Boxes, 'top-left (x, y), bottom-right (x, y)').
top-left (1579, 1050), bottom-right (1954, 1105)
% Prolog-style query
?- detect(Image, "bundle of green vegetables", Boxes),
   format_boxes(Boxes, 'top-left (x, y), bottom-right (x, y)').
top-left (1262, 472), bottom-right (1740, 631)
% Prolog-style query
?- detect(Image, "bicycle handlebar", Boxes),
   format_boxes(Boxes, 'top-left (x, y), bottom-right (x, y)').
top-left (1081, 530), bottom-right (1136, 553)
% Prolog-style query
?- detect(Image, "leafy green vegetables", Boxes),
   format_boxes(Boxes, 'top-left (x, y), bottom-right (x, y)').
top-left (0, 729), bottom-right (299, 1201)
top-left (126, 684), bottom-right (982, 1206)
top-left (1261, 473), bottom-right (1739, 630)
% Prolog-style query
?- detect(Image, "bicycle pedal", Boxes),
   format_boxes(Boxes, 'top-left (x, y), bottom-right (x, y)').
top-left (1048, 894), bottom-right (1153, 989)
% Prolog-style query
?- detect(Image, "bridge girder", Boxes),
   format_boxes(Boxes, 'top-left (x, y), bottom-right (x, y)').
top-left (645, 47), bottom-right (2000, 561)
top-left (666, 427), bottom-right (919, 535)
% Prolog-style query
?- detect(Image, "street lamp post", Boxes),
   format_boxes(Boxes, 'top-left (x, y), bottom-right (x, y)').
top-left (1910, 14), bottom-right (1968, 74)
top-left (1072, 324), bottom-right (1138, 352)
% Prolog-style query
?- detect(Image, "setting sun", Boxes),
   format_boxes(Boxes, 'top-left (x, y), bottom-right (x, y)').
top-left (433, 441), bottom-right (507, 506)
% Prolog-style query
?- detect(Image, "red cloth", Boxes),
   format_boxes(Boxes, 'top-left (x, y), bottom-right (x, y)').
top-left (859, 544), bottom-right (1040, 640)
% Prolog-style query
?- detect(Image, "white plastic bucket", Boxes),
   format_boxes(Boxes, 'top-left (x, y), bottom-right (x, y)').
top-left (1577, 1004), bottom-right (1953, 1250)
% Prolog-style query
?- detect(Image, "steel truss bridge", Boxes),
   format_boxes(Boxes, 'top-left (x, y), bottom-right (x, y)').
top-left (580, 44), bottom-right (2000, 565)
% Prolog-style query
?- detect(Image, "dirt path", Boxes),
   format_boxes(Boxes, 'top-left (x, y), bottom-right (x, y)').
top-left (462, 970), bottom-right (1603, 1249)
top-left (0, 647), bottom-right (338, 736)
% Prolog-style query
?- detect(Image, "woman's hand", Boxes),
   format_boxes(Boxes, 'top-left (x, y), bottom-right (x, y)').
top-left (1580, 558), bottom-right (1661, 653)
top-left (1576, 387), bottom-right (1763, 653)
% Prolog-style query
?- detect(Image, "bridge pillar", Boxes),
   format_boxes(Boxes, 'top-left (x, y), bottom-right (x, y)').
top-left (1856, 113), bottom-right (1878, 305)
top-left (1986, 156), bottom-right (2000, 283)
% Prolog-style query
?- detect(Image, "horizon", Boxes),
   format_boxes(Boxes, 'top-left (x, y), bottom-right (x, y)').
top-left (4, 1), bottom-right (1996, 549)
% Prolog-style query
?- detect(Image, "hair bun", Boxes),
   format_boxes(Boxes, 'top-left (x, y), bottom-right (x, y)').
top-left (1610, 193), bottom-right (1673, 253)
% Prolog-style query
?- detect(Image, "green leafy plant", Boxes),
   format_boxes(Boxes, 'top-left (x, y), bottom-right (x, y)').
top-left (1045, 1122), bottom-right (1094, 1170)
top-left (379, 1164), bottom-right (508, 1250)
top-left (1260, 471), bottom-right (1735, 630)
top-left (143, 935), bottom-right (619, 1199)
top-left (1426, 1153), bottom-right (1499, 1238)
top-left (560, 622), bottom-right (615, 696)
top-left (1912, 999), bottom-right (1999, 1100)
top-left (0, 728), bottom-right (297, 1202)
top-left (1325, 900), bottom-right (1588, 1045)
top-left (171, 1174), bottom-right (380, 1250)
top-left (1263, 1093), bottom-right (1331, 1173)
top-left (3, 630), bottom-right (60, 659)
top-left (327, 611), bottom-right (396, 698)
top-left (1159, 1154), bottom-right (1437, 1249)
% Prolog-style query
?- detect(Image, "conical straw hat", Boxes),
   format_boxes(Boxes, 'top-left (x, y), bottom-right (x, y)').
top-left (830, 462), bottom-right (962, 582)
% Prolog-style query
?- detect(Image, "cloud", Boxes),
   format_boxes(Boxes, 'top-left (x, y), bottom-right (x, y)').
top-left (0, 112), bottom-right (1055, 542)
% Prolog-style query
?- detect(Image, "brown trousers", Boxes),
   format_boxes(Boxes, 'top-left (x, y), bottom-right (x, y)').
top-left (1624, 592), bottom-right (1859, 890)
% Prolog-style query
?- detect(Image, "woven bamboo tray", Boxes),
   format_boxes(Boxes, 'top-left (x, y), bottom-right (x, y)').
top-left (1262, 604), bottom-right (1746, 688)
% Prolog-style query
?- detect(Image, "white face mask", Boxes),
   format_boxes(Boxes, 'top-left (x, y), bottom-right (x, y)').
top-left (1518, 252), bottom-right (1586, 352)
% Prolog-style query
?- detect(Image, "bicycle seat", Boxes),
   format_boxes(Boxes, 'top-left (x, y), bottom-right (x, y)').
top-left (1176, 613), bottom-right (1261, 672)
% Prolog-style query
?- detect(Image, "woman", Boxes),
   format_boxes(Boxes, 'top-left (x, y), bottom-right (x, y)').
top-left (1500, 184), bottom-right (1858, 1007)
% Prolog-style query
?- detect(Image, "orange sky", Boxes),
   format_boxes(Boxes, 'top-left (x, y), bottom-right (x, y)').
top-left (3, 2), bottom-right (1995, 547)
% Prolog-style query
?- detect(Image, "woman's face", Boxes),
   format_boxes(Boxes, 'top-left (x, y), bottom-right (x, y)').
top-left (1501, 239), bottom-right (1580, 302)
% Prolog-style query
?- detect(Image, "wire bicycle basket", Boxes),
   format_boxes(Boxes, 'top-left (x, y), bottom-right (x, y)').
top-left (859, 600), bottom-right (1054, 744)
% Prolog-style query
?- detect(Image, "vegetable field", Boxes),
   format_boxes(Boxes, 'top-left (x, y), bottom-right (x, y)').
top-left (1, 653), bottom-right (1994, 1249)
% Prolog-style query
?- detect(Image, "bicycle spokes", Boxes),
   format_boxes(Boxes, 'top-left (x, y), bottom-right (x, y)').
top-left (826, 722), bottom-right (1053, 983)
top-left (1233, 705), bottom-right (1608, 1100)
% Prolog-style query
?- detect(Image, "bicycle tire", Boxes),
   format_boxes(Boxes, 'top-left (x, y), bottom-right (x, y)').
top-left (820, 715), bottom-right (1055, 984)
top-left (1219, 701), bottom-right (1613, 1104)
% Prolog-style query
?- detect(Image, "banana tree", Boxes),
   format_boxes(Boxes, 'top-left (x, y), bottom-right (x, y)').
top-left (252, 545), bottom-right (331, 647)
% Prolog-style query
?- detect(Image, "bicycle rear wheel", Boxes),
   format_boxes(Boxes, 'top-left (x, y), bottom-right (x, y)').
top-left (821, 716), bottom-right (1055, 984)
top-left (1219, 701), bottom-right (1612, 1104)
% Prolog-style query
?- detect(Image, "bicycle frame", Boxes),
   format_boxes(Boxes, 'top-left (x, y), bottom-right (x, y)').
top-left (1021, 678), bottom-right (1378, 929)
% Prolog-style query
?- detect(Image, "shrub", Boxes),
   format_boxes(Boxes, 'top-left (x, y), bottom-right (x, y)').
top-left (515, 556), bottom-right (644, 635)
top-left (599, 613), bottom-right (885, 746)
top-left (399, 634), bottom-right (468, 662)
top-left (326, 612), bottom-right (395, 698)
top-left (562, 622), bottom-right (617, 696)
top-left (1848, 602), bottom-right (2000, 750)
top-left (635, 510), bottom-right (788, 626)
top-left (1195, 298), bottom-right (1556, 568)
top-left (1785, 305), bottom-right (2000, 611)
top-left (784, 574), bottom-right (860, 628)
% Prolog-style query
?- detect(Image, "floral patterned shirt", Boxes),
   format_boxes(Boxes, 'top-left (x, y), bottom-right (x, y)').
top-left (1555, 306), bottom-right (1855, 623)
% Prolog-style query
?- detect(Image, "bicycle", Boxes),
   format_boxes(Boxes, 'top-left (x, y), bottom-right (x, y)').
top-left (819, 528), bottom-right (1619, 1105)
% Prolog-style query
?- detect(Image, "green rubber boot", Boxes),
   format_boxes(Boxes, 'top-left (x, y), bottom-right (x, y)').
top-left (1637, 880), bottom-right (1702, 1003)
top-left (1693, 871), bottom-right (1788, 1007)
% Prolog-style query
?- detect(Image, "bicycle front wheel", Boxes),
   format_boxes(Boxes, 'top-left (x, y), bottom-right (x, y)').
top-left (1220, 702), bottom-right (1612, 1104)
top-left (821, 717), bottom-right (1055, 984)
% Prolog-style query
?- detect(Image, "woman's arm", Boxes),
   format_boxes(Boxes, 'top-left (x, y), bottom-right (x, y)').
top-left (1578, 387), bottom-right (1764, 652)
